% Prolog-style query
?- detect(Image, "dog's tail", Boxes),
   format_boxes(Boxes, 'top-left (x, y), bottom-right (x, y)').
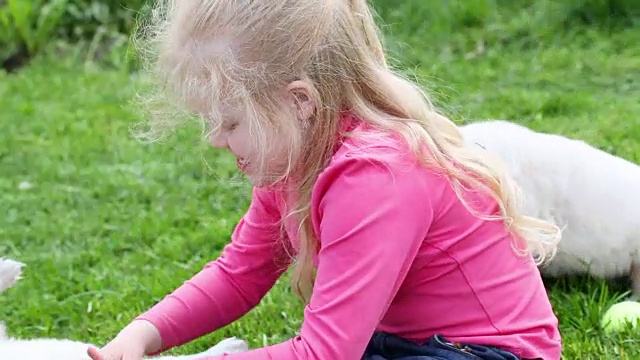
top-left (0, 258), bottom-right (24, 294)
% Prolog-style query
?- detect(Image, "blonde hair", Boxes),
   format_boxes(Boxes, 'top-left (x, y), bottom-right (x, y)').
top-left (133, 0), bottom-right (561, 302)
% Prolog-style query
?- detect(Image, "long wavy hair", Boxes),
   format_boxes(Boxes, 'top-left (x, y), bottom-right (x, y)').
top-left (132, 0), bottom-right (561, 302)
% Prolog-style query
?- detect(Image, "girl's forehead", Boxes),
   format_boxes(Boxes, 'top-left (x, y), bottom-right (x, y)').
top-left (196, 100), bottom-right (246, 125)
top-left (185, 91), bottom-right (234, 115)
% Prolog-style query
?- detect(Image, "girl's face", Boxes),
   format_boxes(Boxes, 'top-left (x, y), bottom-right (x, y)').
top-left (208, 80), bottom-right (316, 187)
top-left (208, 109), bottom-right (291, 187)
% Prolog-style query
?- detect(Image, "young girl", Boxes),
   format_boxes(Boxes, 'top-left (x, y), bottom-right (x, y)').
top-left (89, 1), bottom-right (562, 359)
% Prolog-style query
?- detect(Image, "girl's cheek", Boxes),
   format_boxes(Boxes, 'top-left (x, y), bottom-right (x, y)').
top-left (227, 135), bottom-right (245, 157)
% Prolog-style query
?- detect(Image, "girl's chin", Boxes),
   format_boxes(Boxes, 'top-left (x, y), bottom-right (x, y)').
top-left (248, 177), bottom-right (275, 188)
top-left (246, 173), bottom-right (287, 188)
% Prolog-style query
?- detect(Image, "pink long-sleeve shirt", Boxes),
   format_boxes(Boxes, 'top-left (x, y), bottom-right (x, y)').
top-left (138, 118), bottom-right (562, 360)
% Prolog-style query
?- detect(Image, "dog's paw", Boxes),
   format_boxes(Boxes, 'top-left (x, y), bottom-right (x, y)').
top-left (0, 258), bottom-right (25, 293)
top-left (199, 337), bottom-right (249, 356)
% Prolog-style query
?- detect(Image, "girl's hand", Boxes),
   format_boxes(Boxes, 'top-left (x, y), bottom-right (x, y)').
top-left (87, 320), bottom-right (163, 360)
top-left (87, 343), bottom-right (145, 360)
top-left (87, 346), bottom-right (112, 360)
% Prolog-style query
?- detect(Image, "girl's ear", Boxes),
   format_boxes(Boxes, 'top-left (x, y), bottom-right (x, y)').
top-left (285, 80), bottom-right (316, 122)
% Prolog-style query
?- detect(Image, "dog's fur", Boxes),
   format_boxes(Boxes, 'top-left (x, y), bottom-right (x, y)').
top-left (0, 258), bottom-right (249, 359)
top-left (459, 120), bottom-right (640, 298)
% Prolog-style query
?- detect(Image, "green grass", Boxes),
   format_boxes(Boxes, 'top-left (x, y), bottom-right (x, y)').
top-left (1, 1), bottom-right (639, 359)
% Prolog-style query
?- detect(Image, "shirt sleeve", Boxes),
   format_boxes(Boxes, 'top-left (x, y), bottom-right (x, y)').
top-left (136, 186), bottom-right (292, 352)
top-left (205, 149), bottom-right (438, 360)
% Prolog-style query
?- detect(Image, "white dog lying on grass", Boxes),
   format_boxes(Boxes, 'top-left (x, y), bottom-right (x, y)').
top-left (459, 120), bottom-right (640, 299)
top-left (0, 258), bottom-right (249, 359)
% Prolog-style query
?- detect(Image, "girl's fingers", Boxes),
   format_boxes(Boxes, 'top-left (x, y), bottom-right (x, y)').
top-left (87, 346), bottom-right (107, 360)
top-left (123, 353), bottom-right (145, 360)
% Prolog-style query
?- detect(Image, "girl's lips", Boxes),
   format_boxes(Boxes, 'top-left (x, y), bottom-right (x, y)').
top-left (237, 158), bottom-right (249, 171)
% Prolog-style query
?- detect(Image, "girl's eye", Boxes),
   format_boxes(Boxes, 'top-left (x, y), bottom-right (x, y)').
top-left (219, 120), bottom-right (238, 132)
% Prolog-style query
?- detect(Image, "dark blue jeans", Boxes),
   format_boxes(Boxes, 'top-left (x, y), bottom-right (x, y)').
top-left (362, 332), bottom-right (524, 360)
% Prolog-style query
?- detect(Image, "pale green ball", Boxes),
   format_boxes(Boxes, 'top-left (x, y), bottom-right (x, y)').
top-left (601, 301), bottom-right (640, 333)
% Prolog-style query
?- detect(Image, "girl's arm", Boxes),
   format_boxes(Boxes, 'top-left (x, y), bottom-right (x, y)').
top-left (211, 148), bottom-right (438, 359)
top-left (135, 187), bottom-right (291, 353)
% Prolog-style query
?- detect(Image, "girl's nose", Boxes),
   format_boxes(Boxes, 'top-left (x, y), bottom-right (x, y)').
top-left (209, 131), bottom-right (229, 149)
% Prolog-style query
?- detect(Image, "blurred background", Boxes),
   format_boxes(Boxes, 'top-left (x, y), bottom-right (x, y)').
top-left (0, 0), bottom-right (639, 359)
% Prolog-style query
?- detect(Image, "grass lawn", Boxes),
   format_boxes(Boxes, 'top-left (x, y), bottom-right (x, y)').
top-left (1, 1), bottom-right (639, 359)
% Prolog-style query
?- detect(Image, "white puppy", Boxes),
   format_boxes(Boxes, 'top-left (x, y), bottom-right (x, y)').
top-left (459, 120), bottom-right (640, 298)
top-left (0, 258), bottom-right (249, 359)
